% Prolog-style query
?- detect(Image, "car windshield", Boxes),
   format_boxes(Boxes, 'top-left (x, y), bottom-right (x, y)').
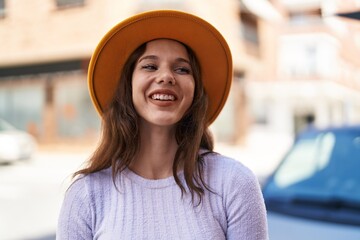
top-left (0, 119), bottom-right (17, 131)
top-left (263, 128), bottom-right (360, 208)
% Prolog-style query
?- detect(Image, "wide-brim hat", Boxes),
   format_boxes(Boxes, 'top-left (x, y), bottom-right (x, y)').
top-left (88, 10), bottom-right (232, 125)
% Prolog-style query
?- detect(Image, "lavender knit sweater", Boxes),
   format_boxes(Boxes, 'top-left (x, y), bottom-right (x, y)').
top-left (56, 153), bottom-right (268, 239)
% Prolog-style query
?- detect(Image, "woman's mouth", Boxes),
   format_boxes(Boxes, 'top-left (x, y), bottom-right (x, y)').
top-left (151, 94), bottom-right (176, 101)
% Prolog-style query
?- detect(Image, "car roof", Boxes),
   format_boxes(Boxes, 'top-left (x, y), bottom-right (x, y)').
top-left (301, 125), bottom-right (360, 134)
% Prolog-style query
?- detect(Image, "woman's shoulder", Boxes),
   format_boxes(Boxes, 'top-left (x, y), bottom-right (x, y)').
top-left (202, 151), bottom-right (255, 179)
top-left (74, 166), bottom-right (112, 182)
top-left (200, 152), bottom-right (268, 239)
top-left (66, 167), bottom-right (113, 197)
top-left (201, 151), bottom-right (260, 194)
top-left (60, 167), bottom-right (113, 215)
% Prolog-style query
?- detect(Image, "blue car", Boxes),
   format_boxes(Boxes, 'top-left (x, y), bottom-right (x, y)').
top-left (262, 125), bottom-right (360, 240)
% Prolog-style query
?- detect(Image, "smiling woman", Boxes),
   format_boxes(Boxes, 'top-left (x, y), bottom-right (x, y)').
top-left (56, 10), bottom-right (268, 240)
top-left (132, 39), bottom-right (195, 128)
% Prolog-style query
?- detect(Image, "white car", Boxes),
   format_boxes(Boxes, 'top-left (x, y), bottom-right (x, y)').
top-left (0, 118), bottom-right (37, 163)
top-left (262, 125), bottom-right (360, 240)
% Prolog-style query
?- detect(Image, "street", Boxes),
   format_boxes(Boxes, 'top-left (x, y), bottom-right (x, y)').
top-left (0, 146), bottom-right (91, 240)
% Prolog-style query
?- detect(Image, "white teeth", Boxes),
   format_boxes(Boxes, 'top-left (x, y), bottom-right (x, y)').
top-left (151, 94), bottom-right (175, 101)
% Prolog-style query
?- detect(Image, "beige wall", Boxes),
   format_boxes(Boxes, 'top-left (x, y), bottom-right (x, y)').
top-left (0, 0), bottom-right (108, 66)
top-left (0, 0), bottom-right (279, 143)
top-left (0, 0), bottom-right (250, 71)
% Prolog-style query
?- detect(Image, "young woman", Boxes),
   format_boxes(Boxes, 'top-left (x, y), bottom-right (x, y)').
top-left (57, 10), bottom-right (268, 240)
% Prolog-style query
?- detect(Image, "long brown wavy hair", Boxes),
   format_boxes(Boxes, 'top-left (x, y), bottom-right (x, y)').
top-left (75, 40), bottom-right (215, 203)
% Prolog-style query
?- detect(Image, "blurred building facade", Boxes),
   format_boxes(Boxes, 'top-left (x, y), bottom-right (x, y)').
top-left (246, 0), bottom-right (360, 143)
top-left (0, 0), bottom-right (280, 144)
top-left (1, 0), bottom-right (359, 145)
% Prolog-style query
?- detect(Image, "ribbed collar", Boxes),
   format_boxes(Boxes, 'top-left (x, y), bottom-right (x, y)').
top-left (122, 168), bottom-right (185, 189)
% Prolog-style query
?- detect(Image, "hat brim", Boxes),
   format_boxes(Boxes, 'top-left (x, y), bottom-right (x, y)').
top-left (88, 10), bottom-right (232, 125)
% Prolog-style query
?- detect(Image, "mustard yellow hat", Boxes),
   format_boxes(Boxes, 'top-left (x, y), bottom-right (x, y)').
top-left (88, 10), bottom-right (232, 125)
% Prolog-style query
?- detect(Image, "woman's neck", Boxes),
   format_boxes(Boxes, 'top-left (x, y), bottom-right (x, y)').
top-left (129, 124), bottom-right (178, 179)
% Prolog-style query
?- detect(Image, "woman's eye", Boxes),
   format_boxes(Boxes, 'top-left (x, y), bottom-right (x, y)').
top-left (175, 67), bottom-right (191, 74)
top-left (141, 64), bottom-right (157, 71)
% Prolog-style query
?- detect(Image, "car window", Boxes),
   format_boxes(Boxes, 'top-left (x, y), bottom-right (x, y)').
top-left (264, 129), bottom-right (360, 204)
top-left (274, 132), bottom-right (334, 188)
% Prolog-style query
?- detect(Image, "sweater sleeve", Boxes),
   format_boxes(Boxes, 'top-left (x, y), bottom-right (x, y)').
top-left (224, 162), bottom-right (269, 240)
top-left (56, 177), bottom-right (93, 240)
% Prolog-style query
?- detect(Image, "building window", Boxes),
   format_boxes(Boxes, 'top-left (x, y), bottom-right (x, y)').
top-left (239, 11), bottom-right (260, 57)
top-left (289, 8), bottom-right (322, 25)
top-left (56, 0), bottom-right (85, 9)
top-left (0, 0), bottom-right (6, 18)
top-left (249, 98), bottom-right (269, 125)
top-left (240, 12), bottom-right (259, 44)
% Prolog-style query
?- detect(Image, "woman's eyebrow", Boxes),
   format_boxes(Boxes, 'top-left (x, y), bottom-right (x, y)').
top-left (138, 55), bottom-right (158, 63)
top-left (138, 55), bottom-right (190, 65)
top-left (176, 58), bottom-right (191, 65)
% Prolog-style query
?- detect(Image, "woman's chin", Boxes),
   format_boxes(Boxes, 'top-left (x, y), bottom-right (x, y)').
top-left (141, 117), bottom-right (179, 129)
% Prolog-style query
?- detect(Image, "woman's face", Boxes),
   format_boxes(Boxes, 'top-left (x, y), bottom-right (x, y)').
top-left (132, 39), bottom-right (195, 128)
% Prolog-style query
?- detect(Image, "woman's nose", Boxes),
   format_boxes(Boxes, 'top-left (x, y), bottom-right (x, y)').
top-left (156, 68), bottom-right (176, 85)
